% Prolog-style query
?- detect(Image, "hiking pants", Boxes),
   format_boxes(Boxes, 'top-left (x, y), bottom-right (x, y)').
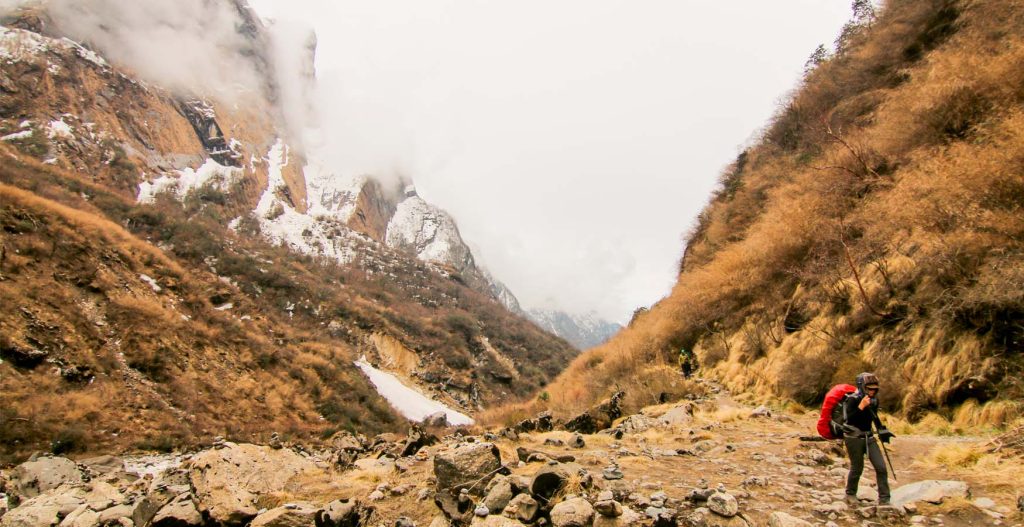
top-left (844, 435), bottom-right (890, 502)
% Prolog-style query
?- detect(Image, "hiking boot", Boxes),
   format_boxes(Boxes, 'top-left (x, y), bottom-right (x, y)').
top-left (845, 494), bottom-right (860, 506)
top-left (878, 498), bottom-right (891, 506)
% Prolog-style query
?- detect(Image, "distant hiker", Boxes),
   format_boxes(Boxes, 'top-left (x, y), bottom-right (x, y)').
top-left (678, 348), bottom-right (695, 378)
top-left (842, 372), bottom-right (895, 505)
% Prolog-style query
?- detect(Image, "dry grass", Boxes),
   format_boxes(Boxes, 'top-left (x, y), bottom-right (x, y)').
top-left (495, 0), bottom-right (1024, 425)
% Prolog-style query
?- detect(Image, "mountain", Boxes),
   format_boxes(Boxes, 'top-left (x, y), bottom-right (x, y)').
top-left (519, 0), bottom-right (1024, 424)
top-left (0, 2), bottom-right (575, 461)
top-left (527, 308), bottom-right (622, 350)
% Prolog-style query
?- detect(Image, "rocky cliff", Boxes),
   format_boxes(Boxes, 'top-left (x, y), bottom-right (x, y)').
top-left (0, 1), bottom-right (575, 462)
top-left (527, 309), bottom-right (622, 350)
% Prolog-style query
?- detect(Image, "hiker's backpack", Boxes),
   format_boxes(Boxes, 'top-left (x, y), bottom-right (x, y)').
top-left (817, 384), bottom-right (857, 439)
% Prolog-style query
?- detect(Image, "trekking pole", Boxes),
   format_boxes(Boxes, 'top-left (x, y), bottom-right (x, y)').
top-left (870, 409), bottom-right (898, 481)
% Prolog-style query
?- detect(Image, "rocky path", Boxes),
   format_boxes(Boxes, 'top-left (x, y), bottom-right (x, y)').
top-left (1, 381), bottom-right (1019, 527)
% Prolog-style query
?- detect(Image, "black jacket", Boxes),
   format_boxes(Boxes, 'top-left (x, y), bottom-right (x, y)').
top-left (844, 392), bottom-right (884, 433)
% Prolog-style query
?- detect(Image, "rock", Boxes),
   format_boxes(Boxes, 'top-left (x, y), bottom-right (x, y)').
top-left (423, 412), bottom-right (449, 428)
top-left (686, 507), bottom-right (750, 527)
top-left (891, 481), bottom-right (970, 507)
top-left (530, 463), bottom-right (590, 502)
top-left (689, 488), bottom-right (714, 503)
top-left (571, 435), bottom-right (586, 449)
top-left (658, 403), bottom-right (695, 426)
top-left (434, 489), bottom-right (474, 524)
top-left (12, 457), bottom-right (84, 498)
top-left (767, 511), bottom-right (813, 527)
top-left (602, 466), bottom-right (624, 481)
top-left (189, 443), bottom-right (322, 526)
top-left (316, 499), bottom-right (371, 527)
top-left (0, 490), bottom-right (84, 527)
top-left (368, 491), bottom-right (385, 501)
top-left (97, 504), bottom-right (134, 524)
top-left (59, 505), bottom-right (99, 527)
top-left (151, 493), bottom-right (203, 527)
top-left (395, 517), bottom-right (416, 527)
top-left (808, 450), bottom-right (832, 466)
top-left (707, 492), bottom-right (738, 517)
top-left (972, 497), bottom-right (996, 510)
top-left (876, 505), bottom-right (907, 522)
top-left (434, 443), bottom-right (503, 497)
top-left (619, 415), bottom-right (656, 434)
top-left (470, 516), bottom-right (522, 527)
top-left (251, 502), bottom-right (319, 527)
top-left (483, 478), bottom-right (513, 514)
top-left (750, 406), bottom-right (772, 418)
top-left (503, 494), bottom-right (538, 523)
top-left (474, 505), bottom-right (489, 517)
top-left (403, 426), bottom-right (437, 457)
top-left (594, 499), bottom-right (623, 518)
top-left (78, 455), bottom-right (126, 476)
top-left (593, 506), bottom-right (642, 527)
top-left (550, 498), bottom-right (595, 527)
top-left (565, 391), bottom-right (625, 434)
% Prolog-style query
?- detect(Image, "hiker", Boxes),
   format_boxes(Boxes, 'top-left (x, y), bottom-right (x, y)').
top-left (678, 348), bottom-right (695, 378)
top-left (842, 372), bottom-right (895, 505)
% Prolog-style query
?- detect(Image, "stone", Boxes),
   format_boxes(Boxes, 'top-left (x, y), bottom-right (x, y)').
top-left (470, 516), bottom-right (523, 527)
top-left (59, 505), bottom-right (99, 527)
top-left (474, 506), bottom-right (489, 517)
top-left (316, 499), bottom-right (371, 527)
top-left (658, 403), bottom-right (696, 426)
top-left (550, 498), bottom-right (595, 527)
top-left (707, 492), bottom-right (738, 517)
top-left (151, 493), bottom-right (203, 527)
top-left (78, 455), bottom-right (126, 475)
top-left (503, 494), bottom-right (538, 523)
top-left (97, 505), bottom-right (135, 525)
top-left (972, 497), bottom-right (996, 510)
top-left (189, 443), bottom-right (322, 527)
top-left (891, 481), bottom-right (970, 507)
top-left (767, 511), bottom-right (813, 527)
top-left (602, 466), bottom-right (624, 481)
top-left (12, 457), bottom-right (84, 498)
top-left (750, 406), bottom-right (772, 418)
top-left (423, 412), bottom-right (449, 428)
top-left (619, 415), bottom-right (656, 434)
top-left (571, 434), bottom-right (586, 449)
top-left (395, 517), bottom-right (416, 527)
top-left (402, 426), bottom-right (437, 457)
top-left (251, 502), bottom-right (319, 527)
top-left (434, 443), bottom-right (503, 497)
top-left (482, 478), bottom-right (513, 514)
top-left (593, 506), bottom-right (642, 527)
top-left (594, 499), bottom-right (623, 518)
top-left (566, 391), bottom-right (625, 434)
top-left (530, 463), bottom-right (590, 502)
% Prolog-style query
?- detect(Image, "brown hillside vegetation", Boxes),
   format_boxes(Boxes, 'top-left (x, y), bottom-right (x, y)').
top-left (512, 0), bottom-right (1024, 426)
top-left (0, 144), bottom-right (575, 462)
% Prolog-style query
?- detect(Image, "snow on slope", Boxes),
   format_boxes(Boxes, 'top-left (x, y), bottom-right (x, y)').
top-left (385, 193), bottom-right (474, 272)
top-left (354, 356), bottom-right (474, 426)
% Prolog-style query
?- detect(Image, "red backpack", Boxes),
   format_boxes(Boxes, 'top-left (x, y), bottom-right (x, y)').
top-left (817, 384), bottom-right (857, 439)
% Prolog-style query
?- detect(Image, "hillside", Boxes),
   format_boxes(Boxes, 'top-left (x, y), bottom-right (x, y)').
top-left (520, 0), bottom-right (1024, 424)
top-left (0, 4), bottom-right (575, 462)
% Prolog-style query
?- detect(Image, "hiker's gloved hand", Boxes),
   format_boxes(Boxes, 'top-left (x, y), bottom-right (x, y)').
top-left (878, 429), bottom-right (895, 443)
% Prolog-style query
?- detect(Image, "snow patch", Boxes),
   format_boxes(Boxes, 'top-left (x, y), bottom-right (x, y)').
top-left (386, 196), bottom-right (473, 270)
top-left (139, 274), bottom-right (162, 293)
top-left (354, 356), bottom-right (474, 426)
top-left (137, 159), bottom-right (241, 204)
top-left (47, 118), bottom-right (74, 140)
top-left (1, 130), bottom-right (33, 141)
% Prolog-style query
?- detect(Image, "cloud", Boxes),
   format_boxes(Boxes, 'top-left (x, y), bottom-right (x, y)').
top-left (38, 0), bottom-right (267, 102)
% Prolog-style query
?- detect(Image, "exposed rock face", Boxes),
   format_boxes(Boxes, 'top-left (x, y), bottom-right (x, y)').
top-left (891, 480), bottom-right (970, 507)
top-left (315, 499), bottom-right (371, 527)
top-left (251, 502), bottom-right (320, 527)
top-left (565, 391), bottom-right (625, 434)
top-left (12, 456), bottom-right (83, 498)
top-left (188, 443), bottom-right (321, 526)
top-left (151, 493), bottom-right (203, 527)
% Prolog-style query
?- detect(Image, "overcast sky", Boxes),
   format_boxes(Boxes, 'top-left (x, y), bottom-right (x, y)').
top-left (248, 0), bottom-right (852, 324)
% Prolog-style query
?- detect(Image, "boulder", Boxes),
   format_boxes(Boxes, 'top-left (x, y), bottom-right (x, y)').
top-left (423, 412), bottom-right (449, 428)
top-left (402, 426), bottom-right (437, 457)
top-left (151, 493), bottom-right (203, 527)
top-left (58, 504), bottom-right (99, 527)
top-left (0, 487), bottom-right (86, 527)
top-left (434, 443), bottom-right (503, 496)
top-left (618, 415), bottom-right (655, 435)
top-left (530, 463), bottom-right (590, 502)
top-left (251, 503), bottom-right (319, 527)
top-left (658, 404), bottom-right (695, 427)
top-left (503, 494), bottom-right (538, 523)
top-left (891, 481), bottom-right (970, 507)
top-left (97, 504), bottom-right (134, 525)
top-left (593, 506), bottom-right (642, 527)
top-left (78, 455), bottom-right (126, 476)
top-left (550, 498), bottom-right (594, 527)
top-left (470, 516), bottom-right (522, 527)
top-left (570, 435), bottom-right (586, 449)
top-left (750, 406), bottom-right (772, 418)
top-left (686, 507), bottom-right (749, 527)
top-left (188, 443), bottom-right (322, 526)
top-left (594, 499), bottom-right (623, 518)
top-left (707, 493), bottom-right (738, 517)
top-left (12, 457), bottom-right (84, 498)
top-left (767, 512), bottom-right (813, 527)
top-left (565, 392), bottom-right (624, 434)
top-left (482, 477), bottom-right (514, 514)
top-left (315, 499), bottom-right (371, 527)
top-left (434, 489), bottom-right (474, 524)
